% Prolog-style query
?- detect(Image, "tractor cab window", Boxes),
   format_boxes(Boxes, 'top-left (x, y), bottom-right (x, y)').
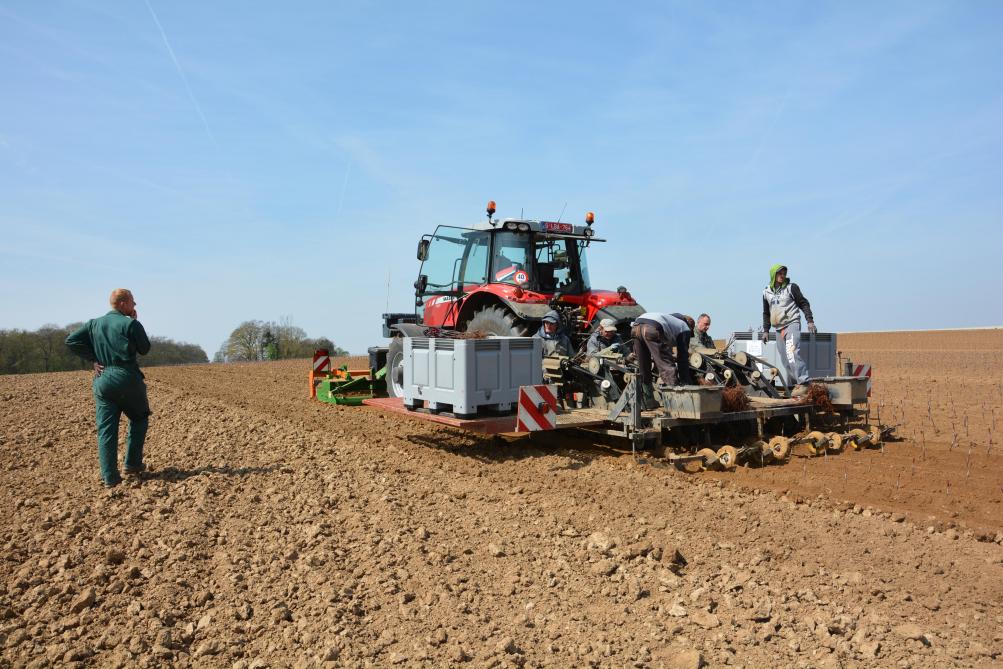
top-left (576, 240), bottom-right (592, 291)
top-left (491, 231), bottom-right (532, 286)
top-left (461, 233), bottom-right (489, 286)
top-left (535, 237), bottom-right (590, 293)
top-left (420, 227), bottom-right (473, 294)
top-left (535, 238), bottom-right (576, 293)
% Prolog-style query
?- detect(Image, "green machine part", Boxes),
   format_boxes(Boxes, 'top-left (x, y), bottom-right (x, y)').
top-left (315, 366), bottom-right (387, 405)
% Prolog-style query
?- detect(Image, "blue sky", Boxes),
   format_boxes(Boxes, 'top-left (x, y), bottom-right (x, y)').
top-left (1, 1), bottom-right (1001, 356)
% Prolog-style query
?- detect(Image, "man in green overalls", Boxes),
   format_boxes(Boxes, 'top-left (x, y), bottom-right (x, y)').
top-left (66, 289), bottom-right (152, 487)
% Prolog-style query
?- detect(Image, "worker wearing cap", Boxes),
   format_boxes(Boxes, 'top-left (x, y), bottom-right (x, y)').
top-left (65, 289), bottom-right (152, 487)
top-left (689, 313), bottom-right (715, 351)
top-left (535, 310), bottom-right (573, 357)
top-left (631, 312), bottom-right (695, 409)
top-left (586, 318), bottom-right (623, 357)
top-left (762, 264), bottom-right (816, 392)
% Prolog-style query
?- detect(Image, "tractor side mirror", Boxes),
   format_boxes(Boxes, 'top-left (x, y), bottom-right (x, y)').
top-left (414, 274), bottom-right (428, 295)
top-left (417, 239), bottom-right (430, 261)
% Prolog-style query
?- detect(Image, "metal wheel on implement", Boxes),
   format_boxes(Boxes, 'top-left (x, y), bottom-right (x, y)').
top-left (847, 428), bottom-right (869, 450)
top-left (716, 445), bottom-right (739, 470)
top-left (768, 436), bottom-right (791, 462)
top-left (696, 448), bottom-right (719, 470)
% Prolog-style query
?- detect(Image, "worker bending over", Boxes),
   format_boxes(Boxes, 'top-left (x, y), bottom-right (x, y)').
top-left (762, 264), bottom-right (816, 393)
top-left (586, 318), bottom-right (622, 357)
top-left (66, 289), bottom-right (152, 487)
top-left (535, 310), bottom-right (573, 357)
top-left (631, 312), bottom-right (695, 409)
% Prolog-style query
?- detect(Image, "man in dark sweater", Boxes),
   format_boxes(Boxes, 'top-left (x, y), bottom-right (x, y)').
top-left (762, 264), bottom-right (816, 391)
top-left (66, 289), bottom-right (152, 487)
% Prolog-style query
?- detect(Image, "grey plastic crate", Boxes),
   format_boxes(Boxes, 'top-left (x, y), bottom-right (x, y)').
top-left (403, 336), bottom-right (543, 417)
top-left (817, 376), bottom-right (868, 406)
top-left (661, 385), bottom-right (723, 419)
top-left (729, 331), bottom-right (837, 386)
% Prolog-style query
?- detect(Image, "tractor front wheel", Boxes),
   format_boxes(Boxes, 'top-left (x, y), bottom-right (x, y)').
top-left (465, 305), bottom-right (530, 337)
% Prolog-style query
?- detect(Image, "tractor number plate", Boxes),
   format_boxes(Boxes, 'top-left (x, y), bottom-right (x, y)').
top-left (543, 221), bottom-right (573, 233)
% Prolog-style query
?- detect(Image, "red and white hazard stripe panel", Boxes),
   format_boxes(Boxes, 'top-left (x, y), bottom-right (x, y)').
top-left (313, 350), bottom-right (331, 374)
top-left (852, 363), bottom-right (872, 397)
top-left (515, 384), bottom-right (559, 432)
top-left (310, 350), bottom-right (331, 398)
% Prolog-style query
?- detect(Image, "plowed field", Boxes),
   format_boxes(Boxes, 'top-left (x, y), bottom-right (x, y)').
top-left (2, 329), bottom-right (1002, 668)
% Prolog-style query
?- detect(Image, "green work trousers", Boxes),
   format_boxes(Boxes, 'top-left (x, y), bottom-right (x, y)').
top-left (93, 368), bottom-right (151, 486)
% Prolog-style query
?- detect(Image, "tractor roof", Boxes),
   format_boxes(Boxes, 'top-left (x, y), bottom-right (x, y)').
top-left (468, 218), bottom-right (602, 240)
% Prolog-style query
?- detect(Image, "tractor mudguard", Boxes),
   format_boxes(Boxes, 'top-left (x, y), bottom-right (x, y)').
top-left (392, 322), bottom-right (427, 338)
top-left (593, 304), bottom-right (647, 327)
top-left (491, 300), bottom-right (645, 328)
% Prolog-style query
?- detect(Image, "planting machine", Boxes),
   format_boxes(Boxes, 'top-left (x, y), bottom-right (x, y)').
top-left (311, 201), bottom-right (895, 470)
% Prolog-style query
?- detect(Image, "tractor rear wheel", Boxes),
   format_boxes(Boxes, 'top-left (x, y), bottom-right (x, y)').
top-left (465, 305), bottom-right (530, 337)
top-left (385, 337), bottom-right (405, 399)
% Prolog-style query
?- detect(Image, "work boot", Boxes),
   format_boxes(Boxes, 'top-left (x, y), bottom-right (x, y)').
top-left (640, 383), bottom-right (661, 411)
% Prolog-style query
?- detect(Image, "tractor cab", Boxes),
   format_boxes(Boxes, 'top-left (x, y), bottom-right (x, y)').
top-left (408, 202), bottom-right (642, 336)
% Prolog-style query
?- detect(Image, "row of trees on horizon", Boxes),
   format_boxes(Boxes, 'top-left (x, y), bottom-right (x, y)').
top-left (213, 319), bottom-right (347, 362)
top-left (0, 319), bottom-right (347, 375)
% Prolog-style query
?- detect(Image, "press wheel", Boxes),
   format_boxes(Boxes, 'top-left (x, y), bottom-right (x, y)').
top-left (696, 447), bottom-right (718, 470)
top-left (716, 445), bottom-right (739, 470)
top-left (848, 428), bottom-right (869, 450)
top-left (805, 430), bottom-right (827, 456)
top-left (768, 436), bottom-right (791, 461)
top-left (689, 352), bottom-right (704, 369)
top-left (826, 432), bottom-right (844, 453)
top-left (732, 351), bottom-right (749, 366)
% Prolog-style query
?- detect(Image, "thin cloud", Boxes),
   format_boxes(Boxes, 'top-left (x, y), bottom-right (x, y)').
top-left (142, 0), bottom-right (216, 146)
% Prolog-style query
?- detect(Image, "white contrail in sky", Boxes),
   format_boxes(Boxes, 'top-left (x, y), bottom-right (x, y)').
top-left (142, 0), bottom-right (216, 146)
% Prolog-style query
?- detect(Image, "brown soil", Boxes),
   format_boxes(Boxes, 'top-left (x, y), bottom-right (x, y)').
top-left (702, 329), bottom-right (1003, 536)
top-left (2, 330), bottom-right (1002, 668)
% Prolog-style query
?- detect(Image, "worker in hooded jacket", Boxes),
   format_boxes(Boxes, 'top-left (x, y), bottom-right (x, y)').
top-left (535, 310), bottom-right (573, 357)
top-left (762, 264), bottom-right (816, 393)
top-left (65, 289), bottom-right (152, 487)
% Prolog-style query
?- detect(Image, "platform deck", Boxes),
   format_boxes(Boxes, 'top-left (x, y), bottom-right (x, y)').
top-left (362, 397), bottom-right (605, 435)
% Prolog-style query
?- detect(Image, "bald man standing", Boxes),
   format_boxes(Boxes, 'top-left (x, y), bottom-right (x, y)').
top-left (66, 289), bottom-right (152, 487)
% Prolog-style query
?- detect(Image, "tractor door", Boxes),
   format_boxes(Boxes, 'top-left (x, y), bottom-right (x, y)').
top-left (416, 227), bottom-right (489, 327)
top-left (534, 237), bottom-right (588, 294)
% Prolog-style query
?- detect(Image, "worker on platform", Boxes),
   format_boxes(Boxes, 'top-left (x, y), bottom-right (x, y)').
top-left (761, 264), bottom-right (816, 394)
top-left (630, 312), bottom-right (695, 409)
top-left (65, 289), bottom-right (152, 488)
top-left (689, 313), bottom-right (715, 351)
top-left (535, 310), bottom-right (573, 357)
top-left (586, 318), bottom-right (623, 357)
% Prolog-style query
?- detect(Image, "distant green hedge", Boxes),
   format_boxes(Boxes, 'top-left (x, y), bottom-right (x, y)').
top-left (0, 324), bottom-right (208, 375)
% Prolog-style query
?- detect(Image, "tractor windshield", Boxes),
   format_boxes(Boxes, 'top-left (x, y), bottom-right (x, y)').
top-left (490, 231), bottom-right (591, 294)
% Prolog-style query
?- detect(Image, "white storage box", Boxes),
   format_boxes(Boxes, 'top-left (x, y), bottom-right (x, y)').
top-left (729, 331), bottom-right (837, 386)
top-left (403, 337), bottom-right (543, 418)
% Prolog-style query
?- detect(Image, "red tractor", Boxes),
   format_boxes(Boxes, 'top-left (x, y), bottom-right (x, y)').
top-left (382, 201), bottom-right (645, 397)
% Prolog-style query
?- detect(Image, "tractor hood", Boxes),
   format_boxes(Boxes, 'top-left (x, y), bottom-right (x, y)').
top-left (500, 288), bottom-right (645, 325)
top-left (584, 289), bottom-right (646, 326)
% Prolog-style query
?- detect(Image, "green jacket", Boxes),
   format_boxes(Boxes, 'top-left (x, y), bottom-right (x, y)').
top-left (66, 310), bottom-right (151, 375)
